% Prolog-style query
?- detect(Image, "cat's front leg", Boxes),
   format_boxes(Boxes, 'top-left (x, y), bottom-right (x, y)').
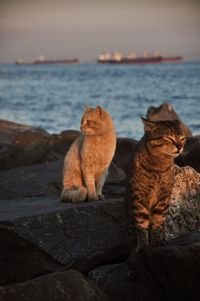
top-left (83, 172), bottom-right (99, 201)
top-left (150, 226), bottom-right (164, 247)
top-left (127, 226), bottom-right (149, 280)
top-left (127, 200), bottom-right (150, 279)
top-left (150, 199), bottom-right (170, 247)
top-left (96, 168), bottom-right (108, 200)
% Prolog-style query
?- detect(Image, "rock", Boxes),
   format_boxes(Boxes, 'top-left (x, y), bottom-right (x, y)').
top-left (44, 130), bottom-right (81, 162)
top-left (113, 137), bottom-right (138, 172)
top-left (0, 160), bottom-right (125, 200)
top-left (0, 118), bottom-right (137, 173)
top-left (175, 135), bottom-right (200, 172)
top-left (0, 196), bottom-right (128, 286)
top-left (107, 162), bottom-right (126, 183)
top-left (0, 225), bottom-right (61, 286)
top-left (0, 119), bottom-right (51, 170)
top-left (0, 269), bottom-right (109, 301)
top-left (146, 102), bottom-right (192, 137)
top-left (0, 162), bottom-right (199, 286)
top-left (2, 117), bottom-right (199, 178)
top-left (164, 166), bottom-right (200, 240)
top-left (0, 119), bottom-right (81, 170)
top-left (0, 161), bottom-right (62, 200)
top-left (89, 232), bottom-right (200, 301)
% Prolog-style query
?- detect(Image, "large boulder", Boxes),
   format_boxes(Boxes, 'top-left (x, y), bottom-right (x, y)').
top-left (0, 119), bottom-right (51, 170)
top-left (146, 102), bottom-right (192, 137)
top-left (44, 130), bottom-right (81, 162)
top-left (0, 119), bottom-right (81, 170)
top-left (89, 232), bottom-right (200, 301)
top-left (0, 118), bottom-right (137, 173)
top-left (0, 163), bottom-right (199, 286)
top-left (113, 137), bottom-right (138, 172)
top-left (164, 166), bottom-right (200, 240)
top-left (0, 196), bottom-right (128, 286)
top-left (126, 163), bottom-right (200, 242)
top-left (0, 160), bottom-right (125, 200)
top-left (0, 269), bottom-right (109, 301)
top-left (0, 161), bottom-right (62, 200)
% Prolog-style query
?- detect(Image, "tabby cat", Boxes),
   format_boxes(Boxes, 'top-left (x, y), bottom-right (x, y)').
top-left (127, 117), bottom-right (186, 263)
top-left (61, 105), bottom-right (116, 203)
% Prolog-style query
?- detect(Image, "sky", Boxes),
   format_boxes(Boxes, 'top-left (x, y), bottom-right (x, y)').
top-left (0, 0), bottom-right (200, 63)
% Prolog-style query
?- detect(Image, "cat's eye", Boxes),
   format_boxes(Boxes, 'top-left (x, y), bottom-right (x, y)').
top-left (180, 136), bottom-right (186, 142)
top-left (164, 137), bottom-right (175, 144)
top-left (151, 136), bottom-right (163, 141)
top-left (87, 120), bottom-right (97, 127)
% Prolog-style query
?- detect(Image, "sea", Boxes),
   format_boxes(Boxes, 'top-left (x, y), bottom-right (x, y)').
top-left (0, 61), bottom-right (200, 140)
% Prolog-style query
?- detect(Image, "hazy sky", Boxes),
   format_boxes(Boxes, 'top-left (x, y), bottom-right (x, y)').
top-left (0, 0), bottom-right (200, 63)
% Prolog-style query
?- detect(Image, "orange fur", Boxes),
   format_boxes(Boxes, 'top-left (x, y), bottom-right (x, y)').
top-left (61, 106), bottom-right (116, 202)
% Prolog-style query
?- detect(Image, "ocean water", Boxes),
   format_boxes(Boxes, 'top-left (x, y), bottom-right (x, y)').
top-left (0, 61), bottom-right (200, 139)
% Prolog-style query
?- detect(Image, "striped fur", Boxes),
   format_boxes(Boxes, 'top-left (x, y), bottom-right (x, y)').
top-left (127, 118), bottom-right (186, 262)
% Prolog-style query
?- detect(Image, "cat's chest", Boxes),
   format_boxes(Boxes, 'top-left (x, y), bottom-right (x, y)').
top-left (145, 171), bottom-right (174, 191)
top-left (143, 172), bottom-right (174, 208)
top-left (82, 136), bottom-right (115, 161)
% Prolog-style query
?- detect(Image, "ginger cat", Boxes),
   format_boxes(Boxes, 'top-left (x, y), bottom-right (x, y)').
top-left (61, 105), bottom-right (116, 203)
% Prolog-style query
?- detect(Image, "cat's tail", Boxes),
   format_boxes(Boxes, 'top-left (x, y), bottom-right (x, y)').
top-left (61, 186), bottom-right (87, 203)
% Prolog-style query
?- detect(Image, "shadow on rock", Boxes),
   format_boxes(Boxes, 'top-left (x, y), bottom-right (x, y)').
top-left (89, 232), bottom-right (200, 301)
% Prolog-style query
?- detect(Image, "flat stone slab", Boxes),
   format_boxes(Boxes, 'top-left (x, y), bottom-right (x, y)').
top-left (0, 269), bottom-right (109, 301)
top-left (0, 165), bottom-right (199, 286)
top-left (0, 196), bottom-right (128, 286)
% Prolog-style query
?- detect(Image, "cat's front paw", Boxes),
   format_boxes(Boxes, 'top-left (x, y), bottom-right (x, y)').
top-left (150, 228), bottom-right (165, 247)
top-left (88, 193), bottom-right (99, 202)
top-left (97, 194), bottom-right (105, 201)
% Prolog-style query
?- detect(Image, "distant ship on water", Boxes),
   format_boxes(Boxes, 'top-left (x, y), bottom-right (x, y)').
top-left (15, 55), bottom-right (79, 65)
top-left (97, 50), bottom-right (183, 64)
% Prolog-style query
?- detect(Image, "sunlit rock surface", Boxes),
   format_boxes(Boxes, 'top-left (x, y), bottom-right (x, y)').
top-left (164, 166), bottom-right (200, 240)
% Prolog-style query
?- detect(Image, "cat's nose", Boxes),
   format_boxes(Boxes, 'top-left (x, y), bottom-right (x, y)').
top-left (176, 143), bottom-right (182, 150)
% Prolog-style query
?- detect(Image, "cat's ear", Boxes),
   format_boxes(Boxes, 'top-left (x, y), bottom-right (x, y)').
top-left (141, 117), bottom-right (155, 132)
top-left (173, 119), bottom-right (180, 126)
top-left (96, 106), bottom-right (104, 118)
top-left (83, 104), bottom-right (90, 112)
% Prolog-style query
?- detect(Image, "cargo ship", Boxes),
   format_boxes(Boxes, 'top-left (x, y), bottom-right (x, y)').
top-left (15, 55), bottom-right (79, 65)
top-left (97, 50), bottom-right (183, 64)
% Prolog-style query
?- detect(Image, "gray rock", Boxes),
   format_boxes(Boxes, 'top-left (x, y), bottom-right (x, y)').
top-left (0, 160), bottom-right (125, 200)
top-left (0, 196), bottom-right (128, 286)
top-left (44, 130), bottom-right (81, 162)
top-left (113, 137), bottom-right (138, 172)
top-left (0, 119), bottom-right (51, 170)
top-left (0, 118), bottom-right (137, 174)
top-left (0, 119), bottom-right (81, 170)
top-left (0, 161), bottom-right (62, 200)
top-left (89, 232), bottom-right (200, 301)
top-left (0, 269), bottom-right (109, 301)
top-left (164, 166), bottom-right (200, 240)
top-left (0, 163), bottom-right (199, 286)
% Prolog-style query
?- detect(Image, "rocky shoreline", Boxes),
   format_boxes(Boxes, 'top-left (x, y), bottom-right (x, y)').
top-left (0, 103), bottom-right (200, 300)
